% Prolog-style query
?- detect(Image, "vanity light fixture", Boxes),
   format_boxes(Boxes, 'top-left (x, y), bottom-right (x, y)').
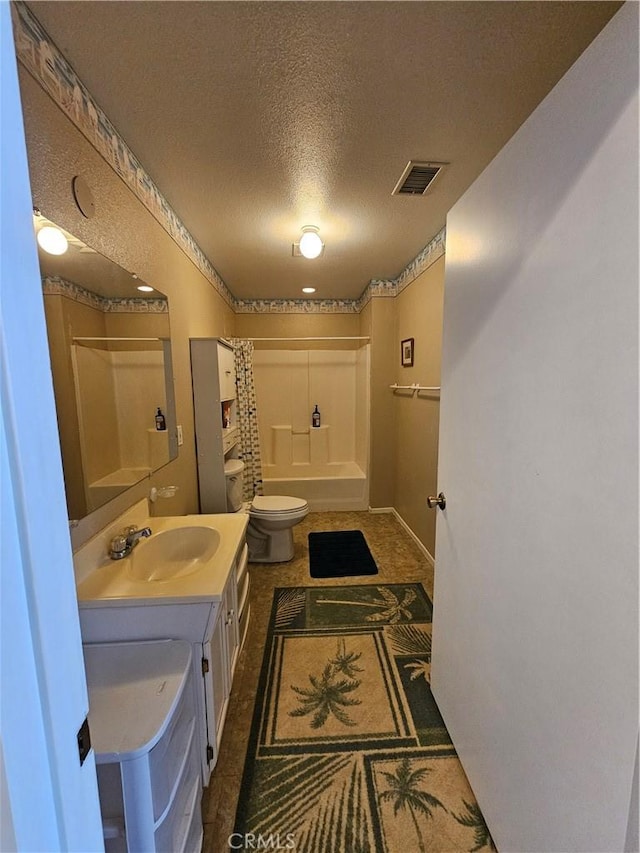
top-left (37, 224), bottom-right (68, 255)
top-left (302, 287), bottom-right (316, 294)
top-left (297, 226), bottom-right (324, 259)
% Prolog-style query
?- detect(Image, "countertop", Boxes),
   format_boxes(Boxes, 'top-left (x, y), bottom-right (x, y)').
top-left (76, 511), bottom-right (249, 607)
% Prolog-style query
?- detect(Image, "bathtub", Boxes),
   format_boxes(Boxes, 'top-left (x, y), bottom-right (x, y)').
top-left (261, 461), bottom-right (368, 511)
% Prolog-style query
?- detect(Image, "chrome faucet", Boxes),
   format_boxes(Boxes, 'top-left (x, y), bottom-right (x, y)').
top-left (109, 525), bottom-right (152, 560)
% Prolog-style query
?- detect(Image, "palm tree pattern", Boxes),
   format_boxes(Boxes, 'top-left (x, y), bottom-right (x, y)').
top-left (275, 587), bottom-right (306, 629)
top-left (387, 624), bottom-right (432, 683)
top-left (316, 586), bottom-right (418, 623)
top-left (378, 757), bottom-right (447, 853)
top-left (453, 799), bottom-right (497, 851)
top-left (364, 587), bottom-right (417, 623)
top-left (289, 640), bottom-right (363, 728)
top-left (330, 638), bottom-right (364, 678)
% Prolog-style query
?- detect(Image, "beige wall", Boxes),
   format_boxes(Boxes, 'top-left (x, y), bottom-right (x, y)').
top-left (235, 313), bottom-right (361, 350)
top-left (20, 70), bottom-right (235, 545)
top-left (393, 257), bottom-right (445, 556)
top-left (104, 312), bottom-right (170, 339)
top-left (358, 258), bottom-right (444, 558)
top-left (362, 298), bottom-right (397, 508)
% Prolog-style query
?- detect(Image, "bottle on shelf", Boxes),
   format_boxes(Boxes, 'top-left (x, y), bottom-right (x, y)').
top-left (312, 405), bottom-right (321, 428)
top-left (155, 407), bottom-right (166, 431)
top-left (222, 401), bottom-right (231, 429)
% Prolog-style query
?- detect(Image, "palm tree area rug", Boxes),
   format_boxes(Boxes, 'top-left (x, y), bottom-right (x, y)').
top-left (233, 584), bottom-right (496, 853)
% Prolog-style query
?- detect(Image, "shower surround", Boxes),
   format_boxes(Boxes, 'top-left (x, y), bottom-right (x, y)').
top-left (252, 347), bottom-right (369, 510)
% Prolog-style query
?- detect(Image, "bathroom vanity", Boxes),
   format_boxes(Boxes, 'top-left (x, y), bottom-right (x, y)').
top-left (74, 502), bottom-right (249, 786)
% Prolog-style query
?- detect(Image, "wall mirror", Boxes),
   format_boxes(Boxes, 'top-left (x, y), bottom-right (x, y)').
top-left (35, 213), bottom-right (178, 521)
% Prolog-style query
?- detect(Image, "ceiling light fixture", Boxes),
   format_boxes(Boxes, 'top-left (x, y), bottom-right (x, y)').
top-left (137, 285), bottom-right (154, 293)
top-left (302, 287), bottom-right (316, 294)
top-left (37, 225), bottom-right (68, 256)
top-left (298, 226), bottom-right (324, 259)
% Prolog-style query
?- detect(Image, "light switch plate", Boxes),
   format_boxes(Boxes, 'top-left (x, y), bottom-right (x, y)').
top-left (177, 425), bottom-right (183, 446)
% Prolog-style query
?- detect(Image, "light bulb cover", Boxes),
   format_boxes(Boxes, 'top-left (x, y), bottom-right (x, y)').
top-left (302, 287), bottom-right (316, 294)
top-left (299, 226), bottom-right (323, 259)
top-left (137, 285), bottom-right (154, 292)
top-left (37, 225), bottom-right (68, 255)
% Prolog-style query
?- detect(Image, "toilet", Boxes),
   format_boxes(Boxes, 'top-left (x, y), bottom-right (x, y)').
top-left (246, 494), bottom-right (309, 563)
top-left (224, 459), bottom-right (309, 563)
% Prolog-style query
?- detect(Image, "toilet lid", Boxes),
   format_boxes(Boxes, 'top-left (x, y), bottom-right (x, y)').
top-left (224, 459), bottom-right (245, 476)
top-left (251, 495), bottom-right (308, 513)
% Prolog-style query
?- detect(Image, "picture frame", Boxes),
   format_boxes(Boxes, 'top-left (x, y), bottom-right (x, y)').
top-left (401, 337), bottom-right (414, 367)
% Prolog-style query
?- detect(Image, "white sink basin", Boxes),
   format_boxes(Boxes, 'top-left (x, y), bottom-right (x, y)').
top-left (127, 526), bottom-right (221, 582)
top-left (74, 505), bottom-right (249, 604)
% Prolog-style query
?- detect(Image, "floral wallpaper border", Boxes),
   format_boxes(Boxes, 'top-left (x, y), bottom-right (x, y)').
top-left (43, 276), bottom-right (169, 313)
top-left (14, 1), bottom-right (444, 317)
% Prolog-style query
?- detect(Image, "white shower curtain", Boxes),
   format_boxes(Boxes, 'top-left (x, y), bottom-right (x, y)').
top-left (232, 339), bottom-right (263, 501)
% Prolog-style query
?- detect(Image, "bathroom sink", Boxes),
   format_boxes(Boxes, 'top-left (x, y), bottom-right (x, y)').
top-left (127, 526), bottom-right (221, 582)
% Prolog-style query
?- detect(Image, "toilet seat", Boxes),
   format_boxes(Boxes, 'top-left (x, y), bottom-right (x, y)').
top-left (250, 495), bottom-right (308, 516)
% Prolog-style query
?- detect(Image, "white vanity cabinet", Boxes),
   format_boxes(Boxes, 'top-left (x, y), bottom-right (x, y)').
top-left (205, 565), bottom-right (238, 749)
top-left (79, 540), bottom-right (248, 786)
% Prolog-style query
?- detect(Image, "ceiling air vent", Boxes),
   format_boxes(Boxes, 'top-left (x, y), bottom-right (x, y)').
top-left (392, 161), bottom-right (446, 196)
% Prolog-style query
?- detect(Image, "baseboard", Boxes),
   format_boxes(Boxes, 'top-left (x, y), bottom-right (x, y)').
top-left (368, 506), bottom-right (395, 514)
top-left (307, 498), bottom-right (369, 511)
top-left (391, 509), bottom-right (435, 567)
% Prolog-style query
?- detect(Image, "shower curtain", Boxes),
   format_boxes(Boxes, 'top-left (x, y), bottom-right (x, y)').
top-left (232, 339), bottom-right (263, 501)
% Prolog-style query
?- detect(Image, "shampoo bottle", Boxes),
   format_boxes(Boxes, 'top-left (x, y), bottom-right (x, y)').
top-left (312, 405), bottom-right (321, 428)
top-left (155, 407), bottom-right (166, 430)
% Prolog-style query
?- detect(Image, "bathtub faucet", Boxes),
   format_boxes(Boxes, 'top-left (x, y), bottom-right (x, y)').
top-left (109, 525), bottom-right (152, 560)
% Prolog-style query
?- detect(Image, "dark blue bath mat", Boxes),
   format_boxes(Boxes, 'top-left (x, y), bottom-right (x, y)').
top-left (308, 530), bottom-right (378, 578)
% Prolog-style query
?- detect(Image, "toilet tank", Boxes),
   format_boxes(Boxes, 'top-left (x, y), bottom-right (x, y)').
top-left (224, 459), bottom-right (245, 512)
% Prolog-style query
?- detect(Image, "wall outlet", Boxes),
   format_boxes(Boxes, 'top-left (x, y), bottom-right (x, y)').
top-left (177, 424), bottom-right (183, 446)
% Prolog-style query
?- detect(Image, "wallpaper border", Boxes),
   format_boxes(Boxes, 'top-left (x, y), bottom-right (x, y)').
top-left (42, 276), bottom-right (169, 314)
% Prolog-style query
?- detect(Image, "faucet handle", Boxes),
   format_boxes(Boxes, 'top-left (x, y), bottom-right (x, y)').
top-left (109, 533), bottom-right (128, 559)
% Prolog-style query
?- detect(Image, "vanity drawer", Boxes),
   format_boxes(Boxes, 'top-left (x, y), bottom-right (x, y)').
top-left (239, 597), bottom-right (251, 650)
top-left (236, 543), bottom-right (248, 588)
top-left (238, 569), bottom-right (250, 622)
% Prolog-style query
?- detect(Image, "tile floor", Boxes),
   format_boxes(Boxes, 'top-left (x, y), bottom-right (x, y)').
top-left (200, 510), bottom-right (475, 852)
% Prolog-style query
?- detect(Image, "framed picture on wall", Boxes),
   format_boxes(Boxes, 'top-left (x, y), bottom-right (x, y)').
top-left (401, 337), bottom-right (414, 367)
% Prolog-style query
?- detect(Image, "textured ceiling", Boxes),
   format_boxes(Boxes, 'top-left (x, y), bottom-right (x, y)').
top-left (26, 1), bottom-right (620, 301)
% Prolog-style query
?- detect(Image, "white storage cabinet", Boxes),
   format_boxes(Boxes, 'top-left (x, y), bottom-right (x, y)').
top-left (191, 338), bottom-right (240, 513)
top-left (84, 640), bottom-right (202, 853)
